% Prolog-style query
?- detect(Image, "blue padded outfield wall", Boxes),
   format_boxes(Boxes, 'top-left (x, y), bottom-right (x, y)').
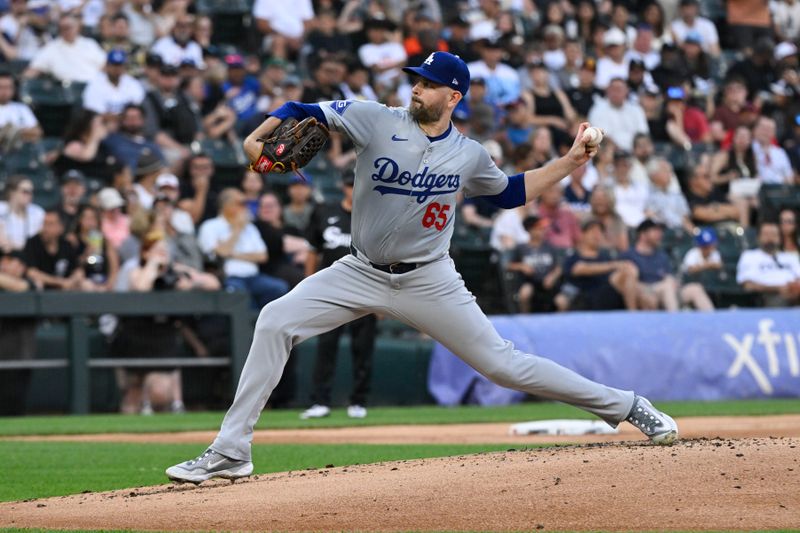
top-left (429, 309), bottom-right (800, 404)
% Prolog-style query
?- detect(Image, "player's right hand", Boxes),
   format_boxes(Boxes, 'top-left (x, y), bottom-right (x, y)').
top-left (566, 122), bottom-right (598, 167)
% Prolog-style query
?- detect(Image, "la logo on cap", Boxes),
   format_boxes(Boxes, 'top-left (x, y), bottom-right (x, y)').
top-left (452, 78), bottom-right (458, 85)
top-left (424, 53), bottom-right (435, 65)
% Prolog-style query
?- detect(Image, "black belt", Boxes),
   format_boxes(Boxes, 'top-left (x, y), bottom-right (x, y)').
top-left (350, 245), bottom-right (419, 274)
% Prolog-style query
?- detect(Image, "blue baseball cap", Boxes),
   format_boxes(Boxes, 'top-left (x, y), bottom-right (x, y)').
top-left (402, 52), bottom-right (470, 96)
top-left (695, 227), bottom-right (718, 246)
top-left (107, 49), bottom-right (127, 65)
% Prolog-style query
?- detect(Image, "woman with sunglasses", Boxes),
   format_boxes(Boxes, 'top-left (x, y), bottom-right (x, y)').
top-left (0, 175), bottom-right (45, 252)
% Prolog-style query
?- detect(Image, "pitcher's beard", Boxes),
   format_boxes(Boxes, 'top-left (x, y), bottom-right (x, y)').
top-left (409, 99), bottom-right (445, 124)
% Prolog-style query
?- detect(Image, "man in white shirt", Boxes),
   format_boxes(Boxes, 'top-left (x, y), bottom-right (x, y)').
top-left (24, 13), bottom-right (106, 83)
top-left (154, 173), bottom-right (194, 235)
top-left (0, 71), bottom-right (42, 144)
top-left (670, 0), bottom-right (720, 56)
top-left (198, 188), bottom-right (288, 308)
top-left (588, 78), bottom-right (649, 151)
top-left (253, 0), bottom-right (314, 59)
top-left (467, 38), bottom-right (521, 106)
top-left (358, 18), bottom-right (407, 90)
top-left (82, 50), bottom-right (146, 117)
top-left (737, 222), bottom-right (800, 306)
top-left (611, 150), bottom-right (648, 228)
top-left (150, 14), bottom-right (204, 68)
top-left (752, 116), bottom-right (795, 184)
top-left (681, 227), bottom-right (722, 274)
top-left (122, 0), bottom-right (157, 48)
top-left (595, 27), bottom-right (629, 89)
top-left (624, 24), bottom-right (661, 71)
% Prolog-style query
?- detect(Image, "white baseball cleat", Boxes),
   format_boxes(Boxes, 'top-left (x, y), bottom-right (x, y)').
top-left (626, 395), bottom-right (679, 445)
top-left (166, 449), bottom-right (253, 483)
top-left (347, 404), bottom-right (367, 419)
top-left (300, 404), bottom-right (331, 419)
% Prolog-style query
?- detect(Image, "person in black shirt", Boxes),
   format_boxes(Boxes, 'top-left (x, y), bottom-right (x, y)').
top-left (53, 170), bottom-right (87, 234)
top-left (559, 219), bottom-right (640, 311)
top-left (254, 192), bottom-right (306, 288)
top-left (566, 58), bottom-right (603, 118)
top-left (142, 64), bottom-right (198, 163)
top-left (23, 209), bottom-right (82, 290)
top-left (300, 173), bottom-right (376, 420)
top-left (506, 216), bottom-right (562, 313)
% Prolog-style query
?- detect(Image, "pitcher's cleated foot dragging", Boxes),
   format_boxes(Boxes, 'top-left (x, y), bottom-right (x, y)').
top-left (627, 395), bottom-right (679, 445)
top-left (166, 449), bottom-right (253, 483)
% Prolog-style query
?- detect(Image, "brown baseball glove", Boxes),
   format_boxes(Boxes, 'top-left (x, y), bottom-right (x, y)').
top-left (249, 117), bottom-right (330, 180)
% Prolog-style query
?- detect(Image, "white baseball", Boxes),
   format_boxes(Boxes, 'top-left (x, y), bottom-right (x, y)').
top-left (583, 126), bottom-right (603, 147)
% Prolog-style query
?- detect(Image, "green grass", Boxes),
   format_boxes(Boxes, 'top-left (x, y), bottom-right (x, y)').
top-left (2, 399), bottom-right (799, 437)
top-left (0, 441), bottom-right (515, 502)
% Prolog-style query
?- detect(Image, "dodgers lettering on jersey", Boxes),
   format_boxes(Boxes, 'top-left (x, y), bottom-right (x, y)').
top-left (319, 100), bottom-right (508, 264)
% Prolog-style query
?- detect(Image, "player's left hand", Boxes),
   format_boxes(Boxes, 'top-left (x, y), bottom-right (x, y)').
top-left (565, 122), bottom-right (600, 168)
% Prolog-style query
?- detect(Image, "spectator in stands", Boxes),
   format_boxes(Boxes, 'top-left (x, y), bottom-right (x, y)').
top-left (726, 0), bottom-right (772, 49)
top-left (537, 184), bottom-right (580, 250)
top-left (340, 60), bottom-right (378, 102)
top-left (150, 13), bottom-right (203, 68)
top-left (563, 163), bottom-right (592, 216)
top-left (122, 0), bottom-right (157, 48)
top-left (302, 55), bottom-right (346, 103)
top-left (0, 175), bottom-right (44, 252)
top-left (588, 78), bottom-right (649, 151)
top-left (467, 38), bottom-right (521, 106)
top-left (150, 194), bottom-right (202, 271)
top-left (752, 116), bottom-right (795, 185)
top-left (710, 77), bottom-right (749, 141)
top-left (0, 71), bottom-right (42, 146)
top-left (24, 13), bottom-right (106, 83)
top-left (773, 0), bottom-right (800, 42)
top-left (589, 186), bottom-right (629, 253)
top-left (103, 104), bottom-right (163, 170)
top-left (611, 150), bottom-right (648, 228)
top-left (554, 38), bottom-right (583, 90)
top-left (0, 249), bottom-right (36, 416)
top-left (241, 170), bottom-right (264, 219)
top-left (98, 187), bottom-right (130, 251)
top-left (624, 219), bottom-right (714, 311)
top-left (727, 37), bottom-right (777, 96)
top-left (54, 170), bottom-right (87, 233)
top-left (670, 0), bottom-right (720, 57)
top-left (98, 12), bottom-right (138, 57)
top-left (155, 173), bottom-right (194, 234)
top-left (307, 8), bottom-right (352, 60)
top-left (182, 73), bottom-right (237, 140)
top-left (631, 133), bottom-right (660, 189)
top-left (0, 0), bottom-right (37, 61)
top-left (222, 54), bottom-right (259, 126)
top-left (23, 208), bottom-right (82, 290)
top-left (710, 125), bottom-right (758, 194)
top-left (639, 2), bottom-right (673, 51)
top-left (560, 219), bottom-right (640, 311)
top-left (498, 98), bottom-right (533, 151)
top-left (625, 23), bottom-right (660, 71)
top-left (198, 188), bottom-right (288, 309)
top-left (283, 176), bottom-right (315, 234)
top-left (254, 192), bottom-right (307, 288)
top-left (178, 152), bottom-right (216, 225)
top-left (114, 229), bottom-right (219, 415)
top-left (779, 208), bottom-right (800, 258)
top-left (54, 109), bottom-right (116, 181)
top-left (82, 49), bottom-right (145, 118)
top-left (682, 227), bottom-right (723, 275)
top-left (507, 215), bottom-right (563, 313)
top-left (595, 27), bottom-right (629, 89)
top-left (565, 57), bottom-right (601, 118)
top-left (357, 17), bottom-right (407, 91)
top-left (71, 204), bottom-right (119, 292)
top-left (132, 151), bottom-right (165, 211)
top-left (685, 164), bottom-right (747, 226)
top-left (645, 157), bottom-right (694, 233)
top-left (665, 86), bottom-right (711, 148)
top-left (142, 63), bottom-right (196, 167)
top-left (253, 0), bottom-right (314, 60)
top-left (525, 59), bottom-right (576, 151)
top-left (737, 221), bottom-right (800, 306)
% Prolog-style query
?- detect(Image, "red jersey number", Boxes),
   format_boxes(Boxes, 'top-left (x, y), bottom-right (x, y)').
top-left (422, 202), bottom-right (451, 231)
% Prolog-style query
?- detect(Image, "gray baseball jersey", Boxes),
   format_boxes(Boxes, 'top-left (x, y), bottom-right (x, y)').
top-left (319, 100), bottom-right (507, 264)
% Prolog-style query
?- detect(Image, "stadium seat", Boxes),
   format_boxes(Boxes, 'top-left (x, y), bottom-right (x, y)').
top-left (758, 185), bottom-right (800, 222)
top-left (19, 78), bottom-right (86, 137)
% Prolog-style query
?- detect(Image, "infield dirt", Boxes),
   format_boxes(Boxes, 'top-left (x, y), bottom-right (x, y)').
top-left (2, 437), bottom-right (798, 531)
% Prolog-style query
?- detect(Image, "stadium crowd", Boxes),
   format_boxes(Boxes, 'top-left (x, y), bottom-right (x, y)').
top-left (1, 0), bottom-right (800, 413)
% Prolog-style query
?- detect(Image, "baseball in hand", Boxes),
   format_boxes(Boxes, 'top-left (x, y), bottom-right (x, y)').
top-left (583, 126), bottom-right (604, 147)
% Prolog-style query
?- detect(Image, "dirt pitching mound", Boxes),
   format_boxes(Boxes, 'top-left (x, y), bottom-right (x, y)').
top-left (2, 438), bottom-right (798, 532)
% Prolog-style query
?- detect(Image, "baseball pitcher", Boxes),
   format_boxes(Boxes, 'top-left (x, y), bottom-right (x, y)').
top-left (166, 52), bottom-right (678, 483)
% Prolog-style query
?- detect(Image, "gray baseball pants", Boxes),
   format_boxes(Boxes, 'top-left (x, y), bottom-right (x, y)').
top-left (212, 252), bottom-right (635, 461)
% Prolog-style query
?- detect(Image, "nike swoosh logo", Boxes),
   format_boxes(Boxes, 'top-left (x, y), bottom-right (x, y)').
top-left (391, 134), bottom-right (408, 141)
top-left (207, 458), bottom-right (228, 470)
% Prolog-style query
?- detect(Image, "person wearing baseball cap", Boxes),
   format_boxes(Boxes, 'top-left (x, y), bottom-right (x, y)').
top-left (681, 227), bottom-right (722, 276)
top-left (55, 170), bottom-right (87, 231)
top-left (82, 48), bottom-right (146, 116)
top-left (506, 215), bottom-right (562, 313)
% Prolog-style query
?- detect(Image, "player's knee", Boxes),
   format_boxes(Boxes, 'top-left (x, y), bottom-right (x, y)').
top-left (254, 301), bottom-right (287, 336)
